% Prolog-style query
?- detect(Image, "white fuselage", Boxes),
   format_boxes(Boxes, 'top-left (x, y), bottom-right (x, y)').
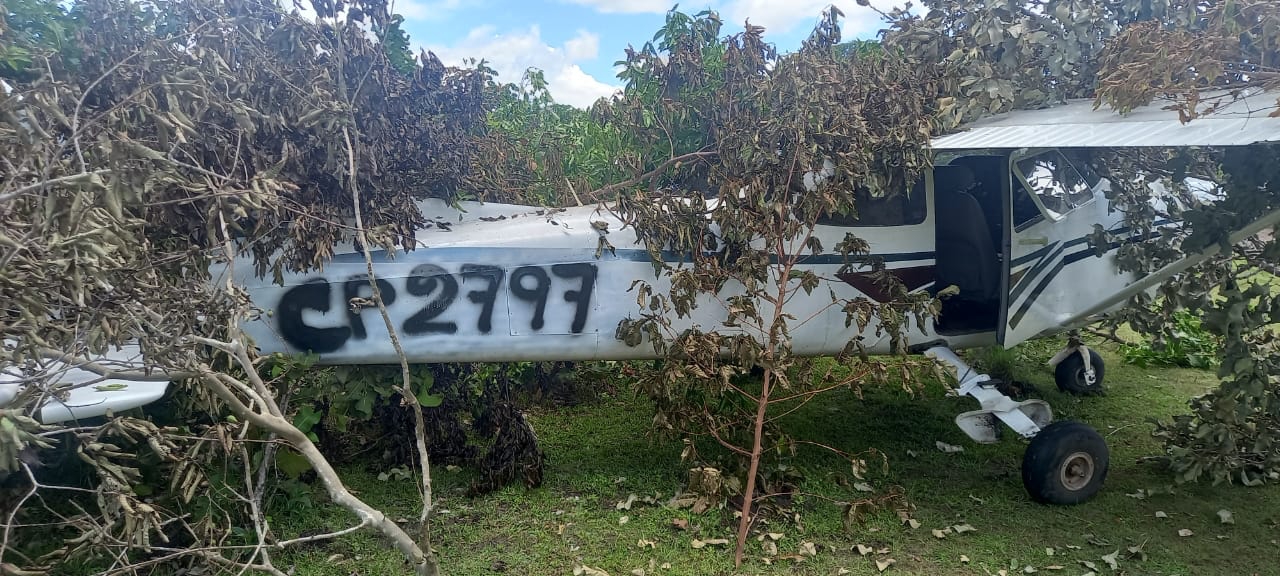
top-left (226, 197), bottom-right (942, 363)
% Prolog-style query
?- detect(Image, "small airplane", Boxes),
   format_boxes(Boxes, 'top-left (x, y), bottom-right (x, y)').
top-left (6, 88), bottom-right (1280, 505)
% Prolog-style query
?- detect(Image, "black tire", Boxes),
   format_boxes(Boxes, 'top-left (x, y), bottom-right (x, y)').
top-left (1054, 348), bottom-right (1105, 395)
top-left (1021, 421), bottom-right (1109, 505)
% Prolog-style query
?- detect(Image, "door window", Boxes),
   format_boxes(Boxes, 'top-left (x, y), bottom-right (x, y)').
top-left (1014, 151), bottom-right (1095, 221)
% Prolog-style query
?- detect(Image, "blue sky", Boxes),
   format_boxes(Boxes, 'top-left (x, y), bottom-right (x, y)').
top-left (393, 0), bottom-right (899, 107)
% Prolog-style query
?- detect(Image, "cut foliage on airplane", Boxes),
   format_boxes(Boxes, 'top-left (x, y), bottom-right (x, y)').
top-left (7, 89), bottom-right (1280, 506)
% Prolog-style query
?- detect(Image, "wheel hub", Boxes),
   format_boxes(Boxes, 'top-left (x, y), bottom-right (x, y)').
top-left (1082, 368), bottom-right (1097, 386)
top-left (1060, 451), bottom-right (1095, 491)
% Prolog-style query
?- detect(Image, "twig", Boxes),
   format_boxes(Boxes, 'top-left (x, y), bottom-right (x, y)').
top-left (341, 126), bottom-right (438, 572)
top-left (0, 464), bottom-right (40, 565)
top-left (34, 347), bottom-right (190, 381)
top-left (565, 178), bottom-right (584, 207)
top-left (274, 518), bottom-right (372, 548)
top-left (1085, 326), bottom-right (1129, 345)
top-left (0, 170), bottom-right (113, 204)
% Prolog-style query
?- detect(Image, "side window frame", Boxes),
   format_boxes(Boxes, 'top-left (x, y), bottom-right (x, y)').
top-left (815, 178), bottom-right (928, 228)
top-left (1011, 175), bottom-right (1046, 232)
top-left (1010, 149), bottom-right (1097, 224)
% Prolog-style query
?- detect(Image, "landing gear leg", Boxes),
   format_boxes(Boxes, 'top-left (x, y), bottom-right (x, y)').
top-left (1049, 331), bottom-right (1106, 395)
top-left (925, 345), bottom-right (1109, 505)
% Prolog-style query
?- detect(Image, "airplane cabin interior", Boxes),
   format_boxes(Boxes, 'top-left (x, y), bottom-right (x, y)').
top-left (932, 155), bottom-right (1008, 335)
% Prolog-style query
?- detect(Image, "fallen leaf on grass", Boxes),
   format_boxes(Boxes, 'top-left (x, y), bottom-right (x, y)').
top-left (1023, 566), bottom-right (1037, 574)
top-left (877, 547), bottom-right (890, 554)
top-left (618, 516), bottom-right (629, 525)
top-left (952, 524), bottom-right (976, 534)
top-left (1218, 509), bottom-right (1235, 525)
top-left (670, 518), bottom-right (688, 531)
top-left (960, 555), bottom-right (970, 564)
top-left (1101, 550), bottom-right (1120, 570)
top-left (691, 538), bottom-right (729, 549)
top-left (906, 519), bottom-right (921, 529)
top-left (630, 570), bottom-right (645, 576)
top-left (837, 569), bottom-right (851, 575)
top-left (636, 539), bottom-right (656, 550)
top-left (855, 544), bottom-right (875, 556)
top-left (854, 482), bottom-right (875, 492)
top-left (875, 558), bottom-right (895, 572)
top-left (660, 563), bottom-right (670, 570)
top-left (931, 528), bottom-right (949, 539)
top-left (1155, 511), bottom-right (1168, 519)
top-left (936, 441), bottom-right (964, 453)
top-left (573, 563), bottom-right (610, 576)
top-left (1126, 542), bottom-right (1147, 561)
top-left (761, 540), bottom-right (778, 556)
top-left (1178, 529), bottom-right (1194, 537)
top-left (1045, 547), bottom-right (1055, 556)
top-left (1080, 560), bottom-right (1097, 571)
top-left (799, 541), bottom-right (818, 556)
top-left (1043, 565), bottom-right (1064, 570)
top-left (767, 532), bottom-right (784, 541)
top-left (616, 494), bottom-right (637, 511)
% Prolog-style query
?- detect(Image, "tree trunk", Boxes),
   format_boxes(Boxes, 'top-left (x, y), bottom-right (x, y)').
top-left (733, 369), bottom-right (771, 567)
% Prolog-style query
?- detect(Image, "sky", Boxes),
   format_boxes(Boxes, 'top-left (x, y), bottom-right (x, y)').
top-left (392, 0), bottom-right (900, 107)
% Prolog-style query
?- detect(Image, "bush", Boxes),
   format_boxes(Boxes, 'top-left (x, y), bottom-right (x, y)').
top-left (1120, 310), bottom-right (1220, 369)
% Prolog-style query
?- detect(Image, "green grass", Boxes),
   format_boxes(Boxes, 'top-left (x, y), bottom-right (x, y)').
top-left (270, 341), bottom-right (1280, 575)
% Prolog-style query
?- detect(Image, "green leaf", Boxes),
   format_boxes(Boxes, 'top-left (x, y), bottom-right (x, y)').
top-left (292, 405), bottom-right (323, 433)
top-left (416, 390), bottom-right (444, 408)
top-left (275, 448), bottom-right (312, 478)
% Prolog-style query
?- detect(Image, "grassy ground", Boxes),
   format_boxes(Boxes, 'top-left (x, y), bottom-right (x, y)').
top-left (271, 341), bottom-right (1280, 576)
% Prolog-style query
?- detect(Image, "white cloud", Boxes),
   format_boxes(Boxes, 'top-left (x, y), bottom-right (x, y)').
top-left (723, 0), bottom-right (899, 37)
top-left (396, 0), bottom-right (464, 21)
top-left (564, 30), bottom-right (601, 61)
top-left (424, 27), bottom-right (620, 108)
top-left (561, 0), bottom-right (674, 14)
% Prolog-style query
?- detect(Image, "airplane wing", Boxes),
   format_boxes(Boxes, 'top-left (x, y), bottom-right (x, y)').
top-left (0, 344), bottom-right (169, 424)
top-left (933, 88), bottom-right (1280, 149)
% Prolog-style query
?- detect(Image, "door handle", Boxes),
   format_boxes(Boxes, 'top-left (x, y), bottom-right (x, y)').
top-left (1019, 236), bottom-right (1048, 246)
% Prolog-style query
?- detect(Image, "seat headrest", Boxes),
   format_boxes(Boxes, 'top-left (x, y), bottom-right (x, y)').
top-left (934, 165), bottom-right (977, 195)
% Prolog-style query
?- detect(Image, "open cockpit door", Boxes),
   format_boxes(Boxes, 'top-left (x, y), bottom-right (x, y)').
top-left (1000, 149), bottom-right (1129, 347)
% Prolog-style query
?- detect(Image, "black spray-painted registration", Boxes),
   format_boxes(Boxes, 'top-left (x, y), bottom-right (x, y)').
top-left (277, 262), bottom-right (597, 353)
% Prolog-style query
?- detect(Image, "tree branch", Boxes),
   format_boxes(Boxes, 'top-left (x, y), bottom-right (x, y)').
top-left (0, 170), bottom-right (113, 204)
top-left (341, 126), bottom-right (439, 573)
top-left (585, 150), bottom-right (717, 201)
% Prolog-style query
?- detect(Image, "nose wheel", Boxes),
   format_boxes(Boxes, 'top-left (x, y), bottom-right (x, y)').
top-left (1022, 421), bottom-right (1109, 505)
top-left (1049, 337), bottom-right (1106, 395)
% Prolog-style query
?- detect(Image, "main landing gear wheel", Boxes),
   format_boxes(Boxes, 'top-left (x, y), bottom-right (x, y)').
top-left (1054, 348), bottom-right (1105, 395)
top-left (1021, 421), bottom-right (1109, 505)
